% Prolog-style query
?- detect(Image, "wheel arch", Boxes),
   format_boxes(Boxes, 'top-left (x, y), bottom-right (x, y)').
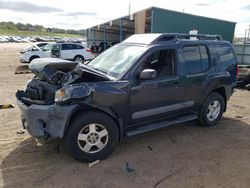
top-left (74, 54), bottom-right (84, 60)
top-left (64, 104), bottom-right (124, 142)
top-left (29, 55), bottom-right (40, 62)
top-left (203, 87), bottom-right (227, 112)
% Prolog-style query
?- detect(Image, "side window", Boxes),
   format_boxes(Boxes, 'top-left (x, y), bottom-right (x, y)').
top-left (183, 45), bottom-right (210, 75)
top-left (200, 45), bottom-right (209, 71)
top-left (62, 44), bottom-right (73, 50)
top-left (183, 46), bottom-right (202, 75)
top-left (214, 44), bottom-right (235, 64)
top-left (76, 45), bottom-right (84, 49)
top-left (140, 49), bottom-right (176, 78)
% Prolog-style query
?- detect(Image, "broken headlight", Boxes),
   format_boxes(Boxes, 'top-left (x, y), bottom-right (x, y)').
top-left (55, 84), bottom-right (90, 103)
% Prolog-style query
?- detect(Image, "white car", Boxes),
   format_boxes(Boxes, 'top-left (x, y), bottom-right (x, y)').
top-left (0, 36), bottom-right (8, 43)
top-left (20, 42), bottom-right (49, 54)
top-left (20, 43), bottom-right (94, 63)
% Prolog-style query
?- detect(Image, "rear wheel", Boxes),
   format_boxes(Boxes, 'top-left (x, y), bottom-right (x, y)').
top-left (65, 111), bottom-right (119, 162)
top-left (74, 55), bottom-right (84, 63)
top-left (199, 92), bottom-right (225, 127)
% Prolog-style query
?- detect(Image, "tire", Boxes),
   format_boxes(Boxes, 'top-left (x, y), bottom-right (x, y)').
top-left (198, 92), bottom-right (225, 127)
top-left (65, 111), bottom-right (119, 162)
top-left (73, 55), bottom-right (84, 63)
top-left (245, 84), bottom-right (250, 90)
top-left (236, 80), bottom-right (247, 88)
top-left (29, 56), bottom-right (39, 63)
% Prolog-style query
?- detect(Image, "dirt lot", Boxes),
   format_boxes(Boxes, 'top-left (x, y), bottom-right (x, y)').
top-left (0, 43), bottom-right (250, 188)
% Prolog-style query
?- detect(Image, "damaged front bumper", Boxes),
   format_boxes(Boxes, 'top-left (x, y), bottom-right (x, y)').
top-left (17, 99), bottom-right (78, 143)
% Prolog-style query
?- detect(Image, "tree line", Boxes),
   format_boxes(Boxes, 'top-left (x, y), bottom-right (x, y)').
top-left (0, 21), bottom-right (86, 35)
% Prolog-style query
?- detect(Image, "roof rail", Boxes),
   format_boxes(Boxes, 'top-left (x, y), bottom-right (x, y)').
top-left (153, 33), bottom-right (223, 43)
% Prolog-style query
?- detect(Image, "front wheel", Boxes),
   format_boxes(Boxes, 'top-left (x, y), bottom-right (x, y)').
top-left (199, 92), bottom-right (225, 127)
top-left (65, 111), bottom-right (119, 162)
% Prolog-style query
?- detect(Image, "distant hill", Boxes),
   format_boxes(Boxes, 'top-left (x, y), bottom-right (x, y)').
top-left (0, 21), bottom-right (86, 37)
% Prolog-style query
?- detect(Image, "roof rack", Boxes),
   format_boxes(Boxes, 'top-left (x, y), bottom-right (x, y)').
top-left (123, 33), bottom-right (223, 45)
top-left (152, 33), bottom-right (223, 43)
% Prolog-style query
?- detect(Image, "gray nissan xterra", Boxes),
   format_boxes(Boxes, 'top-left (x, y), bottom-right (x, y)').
top-left (16, 33), bottom-right (238, 162)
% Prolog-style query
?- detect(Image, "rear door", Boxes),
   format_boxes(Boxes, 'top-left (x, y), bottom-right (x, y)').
top-left (178, 44), bottom-right (211, 111)
top-left (60, 44), bottom-right (76, 60)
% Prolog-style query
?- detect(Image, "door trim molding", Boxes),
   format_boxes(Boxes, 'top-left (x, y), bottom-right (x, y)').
top-left (132, 101), bottom-right (194, 119)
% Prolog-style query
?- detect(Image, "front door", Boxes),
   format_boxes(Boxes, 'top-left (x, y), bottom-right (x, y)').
top-left (129, 48), bottom-right (186, 125)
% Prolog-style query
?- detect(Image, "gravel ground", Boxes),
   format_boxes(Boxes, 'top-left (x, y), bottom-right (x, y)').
top-left (0, 43), bottom-right (250, 188)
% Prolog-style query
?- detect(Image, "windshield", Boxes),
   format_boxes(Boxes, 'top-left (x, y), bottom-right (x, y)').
top-left (42, 43), bottom-right (53, 51)
top-left (87, 45), bottom-right (147, 78)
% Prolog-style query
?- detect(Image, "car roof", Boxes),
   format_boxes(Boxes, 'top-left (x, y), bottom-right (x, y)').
top-left (122, 33), bottom-right (225, 46)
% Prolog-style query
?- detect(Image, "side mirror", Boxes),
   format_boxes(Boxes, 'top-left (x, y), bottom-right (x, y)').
top-left (139, 69), bottom-right (157, 80)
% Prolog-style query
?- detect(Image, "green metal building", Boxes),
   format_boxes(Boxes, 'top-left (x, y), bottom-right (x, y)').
top-left (86, 7), bottom-right (236, 46)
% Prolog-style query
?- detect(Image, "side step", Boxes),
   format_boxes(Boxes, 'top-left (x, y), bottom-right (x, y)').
top-left (126, 114), bottom-right (197, 137)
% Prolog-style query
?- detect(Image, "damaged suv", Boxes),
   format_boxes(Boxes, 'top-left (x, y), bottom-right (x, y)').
top-left (16, 34), bottom-right (237, 162)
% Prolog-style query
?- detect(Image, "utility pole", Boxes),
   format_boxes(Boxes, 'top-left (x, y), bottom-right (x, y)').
top-left (247, 24), bottom-right (250, 41)
top-left (129, 2), bottom-right (131, 16)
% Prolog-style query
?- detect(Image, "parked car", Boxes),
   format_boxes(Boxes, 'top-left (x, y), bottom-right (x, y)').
top-left (50, 43), bottom-right (93, 63)
top-left (0, 36), bottom-right (8, 43)
top-left (20, 42), bottom-right (49, 54)
top-left (16, 33), bottom-right (237, 162)
top-left (8, 36), bottom-right (22, 42)
top-left (20, 42), bottom-right (94, 63)
top-left (90, 41), bottom-right (118, 53)
top-left (20, 43), bottom-right (53, 63)
top-left (237, 64), bottom-right (250, 89)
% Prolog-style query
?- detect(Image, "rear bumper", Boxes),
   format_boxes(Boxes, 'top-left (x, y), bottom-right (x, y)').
top-left (17, 100), bottom-right (78, 143)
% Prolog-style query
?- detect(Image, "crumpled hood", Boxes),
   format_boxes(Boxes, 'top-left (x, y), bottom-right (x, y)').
top-left (29, 58), bottom-right (78, 81)
top-left (28, 58), bottom-right (112, 83)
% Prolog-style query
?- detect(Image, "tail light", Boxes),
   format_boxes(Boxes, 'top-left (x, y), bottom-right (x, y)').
top-left (86, 48), bottom-right (92, 53)
top-left (236, 65), bottom-right (239, 77)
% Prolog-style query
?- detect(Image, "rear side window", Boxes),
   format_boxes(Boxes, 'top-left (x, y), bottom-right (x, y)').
top-left (76, 44), bottom-right (84, 49)
top-left (183, 45), bottom-right (210, 75)
top-left (213, 44), bottom-right (235, 64)
top-left (62, 44), bottom-right (74, 50)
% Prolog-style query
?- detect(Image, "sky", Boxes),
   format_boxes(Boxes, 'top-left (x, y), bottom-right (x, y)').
top-left (0, 0), bottom-right (249, 36)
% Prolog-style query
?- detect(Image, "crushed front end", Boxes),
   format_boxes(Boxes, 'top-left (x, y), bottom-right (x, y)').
top-left (16, 58), bottom-right (112, 143)
top-left (16, 58), bottom-right (80, 142)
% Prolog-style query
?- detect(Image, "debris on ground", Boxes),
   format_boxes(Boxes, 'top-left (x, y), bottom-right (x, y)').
top-left (16, 130), bottom-right (25, 134)
top-left (88, 160), bottom-right (100, 168)
top-left (148, 145), bottom-right (153, 151)
top-left (0, 104), bottom-right (14, 109)
top-left (123, 162), bottom-right (135, 173)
